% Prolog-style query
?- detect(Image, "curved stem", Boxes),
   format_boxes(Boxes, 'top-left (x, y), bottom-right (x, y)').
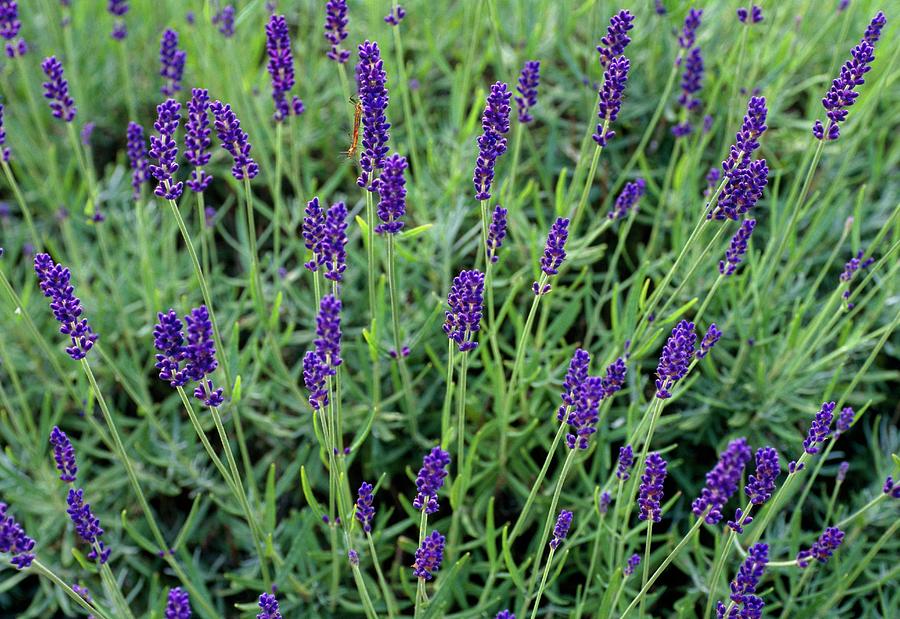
top-left (30, 559), bottom-right (113, 619)
top-left (0, 160), bottom-right (40, 248)
top-left (509, 421), bottom-right (567, 544)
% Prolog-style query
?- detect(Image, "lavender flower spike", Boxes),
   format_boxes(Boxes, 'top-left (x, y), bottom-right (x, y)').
top-left (533, 217), bottom-right (570, 295)
top-left (515, 60), bottom-right (540, 124)
top-left (148, 99), bottom-right (184, 200)
top-left (673, 47), bottom-right (704, 137)
top-left (600, 357), bottom-right (627, 398)
top-left (624, 553), bottom-right (641, 576)
top-left (185, 88), bottom-right (212, 193)
top-left (638, 452), bottom-right (668, 522)
top-left (302, 197), bottom-right (326, 271)
top-left (165, 587), bottom-right (191, 619)
top-left (813, 12), bottom-right (885, 141)
top-left (184, 306), bottom-right (224, 407)
top-left (608, 178), bottom-right (645, 220)
top-left (596, 9), bottom-right (635, 68)
top-left (126, 122), bottom-right (150, 199)
top-left (0, 103), bottom-right (9, 161)
top-left (302, 351), bottom-right (329, 410)
top-left (655, 320), bottom-right (696, 398)
top-left (375, 153), bottom-right (407, 234)
top-left (34, 253), bottom-right (98, 360)
top-left (0, 502), bottom-right (36, 569)
top-left (257, 592), bottom-right (283, 619)
top-left (384, 6), bottom-right (406, 26)
top-left (719, 219), bottom-right (756, 275)
top-left (549, 510), bottom-right (573, 549)
top-left (108, 1), bottom-right (129, 40)
top-left (0, 0), bottom-right (27, 58)
top-left (486, 205), bottom-right (508, 263)
top-left (473, 81), bottom-right (512, 200)
top-left (324, 0), bottom-right (350, 63)
top-left (159, 29), bottom-right (186, 97)
top-left (66, 488), bottom-right (110, 563)
top-left (443, 269), bottom-right (485, 352)
top-left (50, 426), bottom-right (78, 483)
top-left (355, 482), bottom-right (375, 533)
top-left (835, 406), bottom-right (854, 436)
top-left (716, 542), bottom-right (768, 618)
top-left (745, 447), bottom-right (780, 505)
top-left (802, 401), bottom-right (836, 454)
top-left (356, 41), bottom-right (390, 190)
top-left (496, 611), bottom-right (515, 619)
top-left (213, 5), bottom-right (235, 38)
top-left (211, 100), bottom-right (259, 180)
top-left (593, 54), bottom-right (630, 147)
top-left (314, 295), bottom-right (343, 370)
top-left (41, 57), bottom-right (76, 122)
top-left (322, 202), bottom-right (348, 282)
top-left (797, 526), bottom-right (844, 567)
top-left (616, 445), bottom-right (634, 481)
top-left (413, 446), bottom-right (451, 514)
top-left (737, 6), bottom-right (763, 24)
top-left (566, 376), bottom-right (604, 449)
top-left (677, 8), bottom-right (703, 50)
top-left (557, 348), bottom-right (590, 422)
top-left (266, 14), bottom-right (297, 122)
top-left (413, 530), bottom-right (445, 580)
top-left (691, 438), bottom-right (752, 524)
top-left (153, 309), bottom-right (189, 388)
top-left (696, 323), bottom-right (722, 359)
top-left (883, 476), bottom-right (900, 499)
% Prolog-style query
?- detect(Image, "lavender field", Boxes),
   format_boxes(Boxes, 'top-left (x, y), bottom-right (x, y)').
top-left (0, 1), bottom-right (897, 617)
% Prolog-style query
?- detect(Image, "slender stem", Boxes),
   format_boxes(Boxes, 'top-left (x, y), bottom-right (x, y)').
top-left (569, 141), bottom-right (604, 240)
top-left (387, 234), bottom-right (417, 435)
top-left (702, 502), bottom-right (754, 619)
top-left (834, 493), bottom-right (886, 530)
top-left (441, 343), bottom-right (455, 449)
top-left (780, 567), bottom-right (814, 619)
top-left (455, 351), bottom-right (470, 498)
top-left (14, 55), bottom-right (50, 145)
top-left (242, 176), bottom-right (264, 314)
top-left (0, 160), bottom-right (40, 247)
top-left (176, 387), bottom-right (234, 489)
top-left (745, 453), bottom-right (811, 547)
top-left (273, 122), bottom-right (284, 260)
top-left (529, 547), bottom-right (557, 619)
top-left (30, 559), bottom-right (113, 619)
top-left (391, 23), bottom-right (421, 178)
top-left (509, 421), bottom-right (568, 543)
top-left (98, 561), bottom-right (135, 619)
top-left (196, 192), bottom-right (210, 275)
top-left (638, 522), bottom-right (653, 619)
top-left (694, 273), bottom-right (725, 326)
top-left (116, 40), bottom-right (137, 121)
top-left (364, 187), bottom-right (382, 414)
top-left (367, 532), bottom-right (397, 619)
top-left (504, 122), bottom-right (525, 205)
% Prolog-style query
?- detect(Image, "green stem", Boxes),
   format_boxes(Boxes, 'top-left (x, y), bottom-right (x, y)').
top-left (391, 22), bottom-right (421, 179)
top-left (98, 560), bottom-right (135, 619)
top-left (509, 421), bottom-right (568, 543)
top-left (529, 547), bottom-right (557, 619)
top-left (273, 122), bottom-right (284, 260)
top-left (638, 522), bottom-right (652, 619)
top-left (702, 502), bottom-right (754, 619)
top-left (242, 176), bottom-right (264, 315)
top-left (387, 234), bottom-right (417, 436)
top-left (569, 141), bottom-right (604, 240)
top-left (30, 559), bottom-right (113, 619)
top-left (441, 343), bottom-right (455, 449)
top-left (14, 55), bottom-right (50, 145)
top-left (367, 532), bottom-right (397, 619)
top-left (780, 567), bottom-right (813, 619)
top-left (0, 160), bottom-right (40, 248)
top-left (694, 273), bottom-right (725, 327)
top-left (365, 187), bottom-right (383, 416)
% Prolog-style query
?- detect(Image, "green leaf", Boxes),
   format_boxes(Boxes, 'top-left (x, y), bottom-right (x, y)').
top-left (265, 463), bottom-right (277, 534)
top-left (300, 466), bottom-right (325, 520)
top-left (399, 223), bottom-right (434, 240)
top-left (421, 553), bottom-right (471, 619)
top-left (501, 525), bottom-right (525, 590)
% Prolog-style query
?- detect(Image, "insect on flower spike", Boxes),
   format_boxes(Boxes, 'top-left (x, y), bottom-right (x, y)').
top-left (344, 96), bottom-right (363, 159)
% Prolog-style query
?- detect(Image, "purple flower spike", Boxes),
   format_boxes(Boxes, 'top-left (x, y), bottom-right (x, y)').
top-left (322, 202), bottom-right (348, 282)
top-left (673, 47), bottom-right (704, 137)
top-left (0, 1), bottom-right (26, 58)
top-left (443, 269), bottom-right (485, 352)
top-left (717, 543), bottom-right (768, 618)
top-left (593, 55), bottom-right (630, 146)
top-left (802, 401), bottom-right (836, 454)
top-left (655, 320), bottom-right (696, 399)
top-left (533, 217), bottom-right (569, 295)
top-left (486, 205), bottom-right (508, 263)
top-left (473, 81), bottom-right (512, 201)
top-left (159, 29), bottom-right (186, 97)
top-left (638, 452), bottom-right (668, 523)
top-left (355, 482), bottom-right (375, 533)
top-left (41, 57), bottom-right (76, 122)
top-left (608, 178), bottom-right (645, 220)
top-left (413, 530), bottom-right (445, 580)
top-left (324, 0), bottom-right (350, 63)
top-left (835, 406), bottom-right (854, 436)
top-left (624, 553), bottom-right (641, 576)
top-left (692, 438), bottom-right (752, 524)
top-left (737, 6), bottom-right (763, 24)
top-left (108, 1), bottom-right (129, 40)
top-left (496, 611), bottom-right (515, 619)
top-left (882, 476), bottom-right (900, 499)
top-left (384, 6), bottom-right (406, 26)
top-left (148, 99), bottom-right (184, 200)
top-left (719, 219), bottom-right (756, 275)
top-left (600, 357), bottom-right (627, 398)
top-left (719, 96), bottom-right (768, 190)
top-left (797, 527), bottom-right (844, 568)
top-left (746, 447), bottom-right (780, 505)
top-left (153, 309), bottom-right (189, 388)
top-left (596, 10), bottom-right (635, 68)
top-left (256, 592), bottom-right (282, 619)
top-left (0, 103), bottom-right (9, 161)
top-left (302, 351), bottom-right (329, 410)
top-left (558, 348), bottom-right (590, 421)
top-left (549, 510), bottom-right (573, 549)
top-left (211, 100), bottom-right (259, 180)
top-left (515, 60), bottom-right (541, 124)
top-left (185, 88), bottom-right (212, 193)
top-left (837, 461), bottom-right (849, 483)
top-left (356, 41), bottom-right (391, 190)
top-left (413, 446), bottom-right (451, 514)
top-left (34, 253), bottom-right (98, 360)
top-left (696, 323), bottom-right (722, 359)
top-left (165, 587), bottom-right (191, 619)
top-left (302, 197), bottom-right (326, 271)
top-left (677, 8), bottom-right (702, 50)
top-left (315, 295), bottom-right (343, 370)
top-left (813, 12), bottom-right (884, 141)
top-left (213, 5), bottom-right (235, 38)
top-left (566, 376), bottom-right (604, 449)
top-left (50, 426), bottom-right (78, 483)
top-left (616, 445), bottom-right (634, 481)
top-left (126, 122), bottom-right (150, 199)
top-left (0, 502), bottom-right (36, 569)
top-left (66, 488), bottom-right (110, 563)
top-left (266, 14), bottom-right (297, 122)
top-left (839, 249), bottom-right (874, 308)
top-left (184, 306), bottom-right (223, 406)
top-left (726, 508), bottom-right (753, 534)
top-left (599, 491), bottom-right (612, 514)
top-left (375, 153), bottom-right (407, 234)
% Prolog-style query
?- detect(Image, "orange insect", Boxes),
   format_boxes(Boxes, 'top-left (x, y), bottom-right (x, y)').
top-left (344, 97), bottom-right (363, 159)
